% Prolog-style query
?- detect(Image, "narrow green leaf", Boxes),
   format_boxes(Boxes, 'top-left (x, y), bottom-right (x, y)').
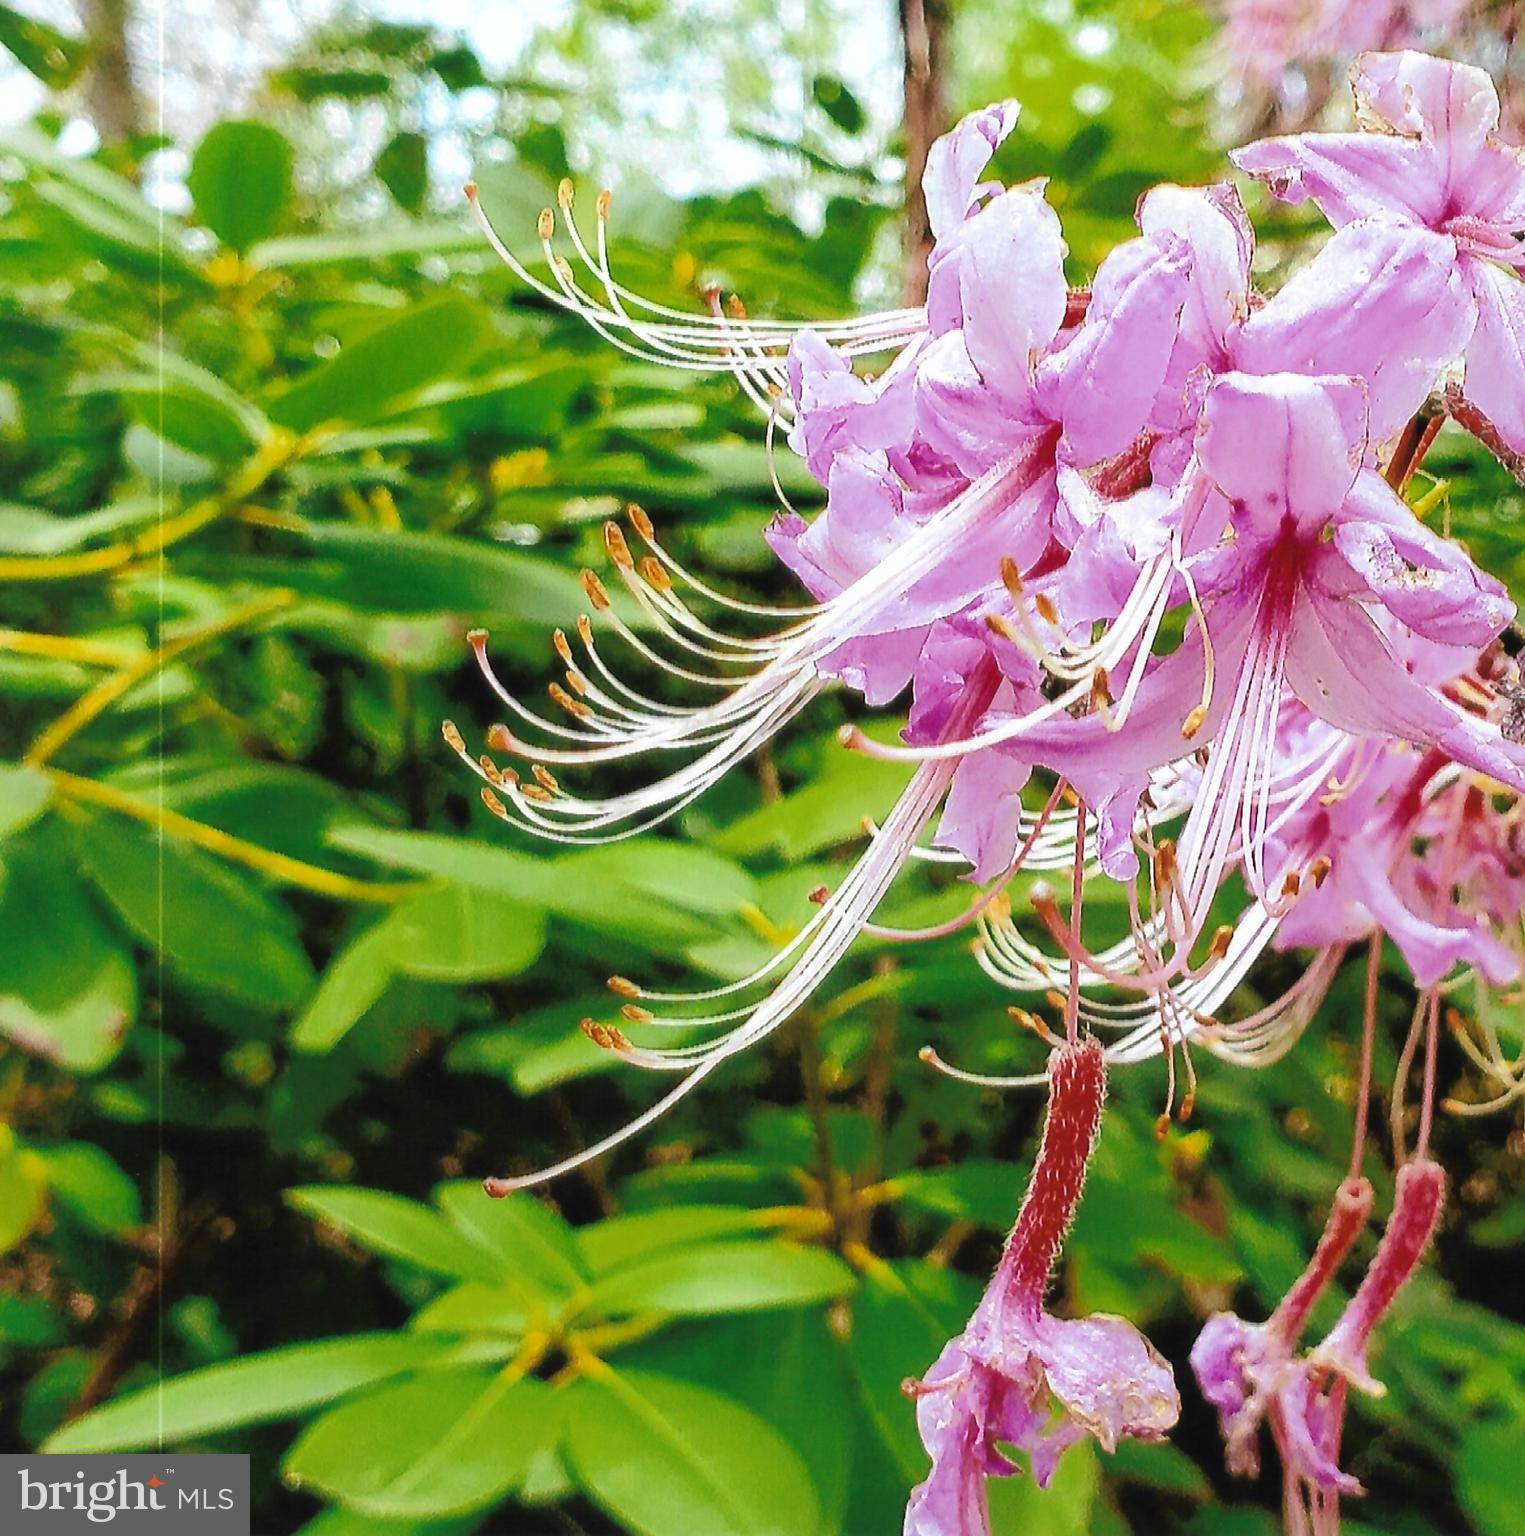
top-left (285, 1367), bottom-right (548, 1517)
top-left (45, 1334), bottom-right (458, 1451)
top-left (266, 296), bottom-right (491, 432)
top-left (290, 921), bottom-right (396, 1053)
top-left (386, 884), bottom-right (546, 983)
top-left (0, 763), bottom-right (52, 838)
top-left (562, 1369), bottom-right (820, 1536)
top-left (582, 1240), bottom-right (855, 1319)
top-left (287, 1188), bottom-right (504, 1284)
top-left (577, 1206), bottom-right (768, 1274)
top-left (75, 818), bottom-right (315, 1013)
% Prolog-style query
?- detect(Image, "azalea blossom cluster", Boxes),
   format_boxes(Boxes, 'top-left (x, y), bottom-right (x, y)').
top-left (448, 50), bottom-right (1525, 1535)
top-left (1215, 0), bottom-right (1522, 134)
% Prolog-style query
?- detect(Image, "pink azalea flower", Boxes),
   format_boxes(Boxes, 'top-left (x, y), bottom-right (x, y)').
top-left (1194, 1159), bottom-right (1445, 1535)
top-left (1235, 50), bottom-right (1525, 449)
top-left (906, 1037), bottom-right (1179, 1535)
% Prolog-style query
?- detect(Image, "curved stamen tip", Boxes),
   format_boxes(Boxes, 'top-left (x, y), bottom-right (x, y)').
top-left (628, 503), bottom-right (655, 539)
top-left (483, 1175), bottom-right (516, 1198)
top-left (917, 1044), bottom-right (938, 1064)
top-left (608, 975), bottom-right (641, 998)
top-left (466, 627), bottom-right (489, 650)
top-left (837, 723), bottom-right (865, 750)
top-left (537, 208), bottom-right (555, 241)
top-left (1182, 703), bottom-right (1208, 741)
top-left (462, 180), bottom-right (479, 203)
top-left (441, 719), bottom-right (465, 752)
top-left (557, 177), bottom-right (575, 209)
top-left (481, 786), bottom-right (509, 819)
top-left (603, 521), bottom-right (634, 569)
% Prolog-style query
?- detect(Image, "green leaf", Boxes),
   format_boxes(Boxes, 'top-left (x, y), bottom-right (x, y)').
top-left (34, 1142), bottom-right (141, 1233)
top-left (0, 763), bottom-right (52, 838)
top-left (46, 1334), bottom-right (459, 1451)
top-left (376, 132), bottom-right (428, 215)
top-left (577, 1205), bottom-right (769, 1274)
top-left (409, 1283), bottom-right (527, 1337)
top-left (247, 222), bottom-right (483, 271)
top-left (0, 6), bottom-right (87, 88)
top-left (562, 1368), bottom-right (821, 1536)
top-left (433, 1183), bottom-right (587, 1294)
top-left (1457, 1416), bottom-right (1522, 1536)
top-left (0, 1127), bottom-right (46, 1251)
top-left (582, 1240), bottom-right (855, 1319)
top-left (386, 884), bottom-right (546, 982)
top-left (0, 828), bottom-right (134, 1072)
top-left (75, 817), bottom-right (314, 1013)
top-left (287, 1187), bottom-right (504, 1284)
top-left (285, 1367), bottom-right (548, 1517)
top-left (188, 121), bottom-right (294, 252)
top-left (290, 921), bottom-right (396, 1053)
top-left (267, 296), bottom-right (492, 432)
top-left (847, 1262), bottom-right (979, 1481)
top-left (987, 1438), bottom-right (1099, 1535)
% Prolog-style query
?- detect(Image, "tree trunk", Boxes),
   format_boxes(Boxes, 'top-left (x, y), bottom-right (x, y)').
top-left (898, 0), bottom-right (951, 306)
top-left (79, 0), bottom-right (144, 144)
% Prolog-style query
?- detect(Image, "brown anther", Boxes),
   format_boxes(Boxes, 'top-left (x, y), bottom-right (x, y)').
top-left (579, 1018), bottom-right (609, 1048)
top-left (1044, 989), bottom-right (1066, 1013)
top-left (916, 1045), bottom-right (936, 1064)
top-left (1181, 703), bottom-right (1208, 741)
top-left (628, 503), bottom-right (655, 540)
top-left (606, 1026), bottom-right (631, 1051)
top-left (1007, 1006), bottom-right (1042, 1036)
top-left (1178, 1090), bottom-right (1196, 1122)
top-left (1208, 925), bottom-right (1234, 960)
top-left (1091, 667), bottom-right (1113, 709)
top-left (480, 787), bottom-right (508, 819)
top-left (1060, 784), bottom-right (1081, 809)
top-left (985, 613), bottom-right (1019, 641)
top-left (552, 628), bottom-right (574, 664)
top-left (727, 293), bottom-right (747, 320)
top-left (603, 522), bottom-right (634, 569)
top-left (608, 975), bottom-right (641, 997)
top-left (640, 556), bottom-right (672, 590)
top-left (837, 723), bottom-right (867, 750)
top-left (557, 177), bottom-right (575, 209)
top-left (478, 754), bottom-right (505, 787)
top-left (520, 783), bottom-right (553, 803)
top-left (1155, 1113), bottom-right (1172, 1142)
top-left (532, 764), bottom-right (560, 794)
top-left (565, 669), bottom-right (589, 696)
top-left (537, 208), bottom-right (555, 241)
top-left (1153, 839), bottom-right (1178, 886)
top-left (1193, 746), bottom-right (1211, 767)
top-left (1000, 555), bottom-right (1024, 599)
top-left (441, 720), bottom-right (465, 752)
top-left (487, 723), bottom-right (515, 754)
top-left (620, 1004), bottom-right (654, 1024)
top-left (596, 188), bottom-right (612, 221)
top-left (1308, 855), bottom-right (1332, 887)
top-left (1280, 870), bottom-right (1302, 899)
top-left (1034, 593), bottom-right (1060, 625)
top-left (808, 884), bottom-right (830, 904)
top-left (577, 614), bottom-right (595, 645)
top-left (466, 627), bottom-right (488, 649)
top-left (581, 570), bottom-right (611, 609)
top-left (549, 683), bottom-right (592, 720)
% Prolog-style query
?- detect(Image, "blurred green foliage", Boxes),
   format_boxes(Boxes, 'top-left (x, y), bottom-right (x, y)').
top-left (0, 3), bottom-right (1521, 1534)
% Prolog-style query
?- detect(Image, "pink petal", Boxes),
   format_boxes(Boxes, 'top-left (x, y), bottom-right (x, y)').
top-left (1233, 220), bottom-right (1474, 445)
top-left (1464, 260), bottom-right (1525, 454)
top-left (1196, 372), bottom-right (1367, 533)
top-left (923, 100), bottom-right (1021, 242)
